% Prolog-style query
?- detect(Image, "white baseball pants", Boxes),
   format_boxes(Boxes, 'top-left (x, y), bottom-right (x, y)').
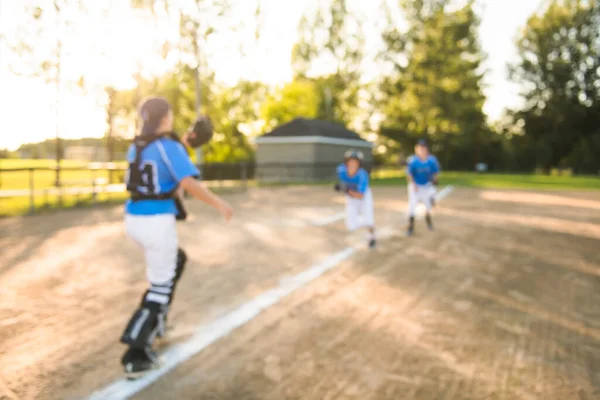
top-left (125, 213), bottom-right (179, 286)
top-left (408, 183), bottom-right (434, 216)
top-left (345, 188), bottom-right (375, 231)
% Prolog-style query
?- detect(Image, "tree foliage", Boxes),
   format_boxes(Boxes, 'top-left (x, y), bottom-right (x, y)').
top-left (111, 66), bottom-right (267, 163)
top-left (510, 0), bottom-right (600, 173)
top-left (261, 80), bottom-right (321, 130)
top-left (291, 0), bottom-right (364, 124)
top-left (379, 0), bottom-right (490, 169)
top-left (6, 0), bottom-right (600, 174)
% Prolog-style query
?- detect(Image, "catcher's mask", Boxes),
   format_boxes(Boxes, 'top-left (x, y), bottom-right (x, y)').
top-left (344, 149), bottom-right (364, 166)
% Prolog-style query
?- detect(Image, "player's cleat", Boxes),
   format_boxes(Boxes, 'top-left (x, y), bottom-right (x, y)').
top-left (425, 214), bottom-right (433, 231)
top-left (406, 216), bottom-right (415, 237)
top-left (122, 347), bottom-right (160, 380)
top-left (369, 238), bottom-right (376, 249)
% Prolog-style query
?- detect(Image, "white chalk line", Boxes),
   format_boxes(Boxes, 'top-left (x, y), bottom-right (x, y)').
top-left (87, 187), bottom-right (454, 399)
top-left (311, 212), bottom-right (345, 226)
top-left (436, 185), bottom-right (455, 201)
top-left (411, 185), bottom-right (455, 219)
top-left (88, 248), bottom-right (357, 399)
top-left (87, 227), bottom-right (403, 400)
top-left (263, 212), bottom-right (344, 228)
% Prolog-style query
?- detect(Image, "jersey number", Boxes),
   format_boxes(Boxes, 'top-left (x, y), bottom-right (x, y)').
top-left (139, 163), bottom-right (156, 193)
top-left (127, 161), bottom-right (158, 194)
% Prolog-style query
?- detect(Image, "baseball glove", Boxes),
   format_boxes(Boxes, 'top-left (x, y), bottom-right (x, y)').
top-left (186, 116), bottom-right (213, 148)
top-left (334, 183), bottom-right (351, 193)
top-left (432, 176), bottom-right (439, 186)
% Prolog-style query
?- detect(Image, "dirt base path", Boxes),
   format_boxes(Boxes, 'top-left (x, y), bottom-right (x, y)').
top-left (1, 187), bottom-right (599, 399)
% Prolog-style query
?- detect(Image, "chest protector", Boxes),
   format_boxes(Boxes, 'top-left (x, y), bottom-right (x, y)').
top-left (127, 133), bottom-right (182, 202)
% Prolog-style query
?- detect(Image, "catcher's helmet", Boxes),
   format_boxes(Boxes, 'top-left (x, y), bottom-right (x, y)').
top-left (344, 149), bottom-right (364, 164)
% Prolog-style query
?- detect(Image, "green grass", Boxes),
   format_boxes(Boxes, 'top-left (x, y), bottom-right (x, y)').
top-left (0, 159), bottom-right (127, 190)
top-left (254, 170), bottom-right (600, 190)
top-left (371, 171), bottom-right (600, 190)
top-left (0, 159), bottom-right (129, 216)
top-left (0, 169), bottom-right (128, 190)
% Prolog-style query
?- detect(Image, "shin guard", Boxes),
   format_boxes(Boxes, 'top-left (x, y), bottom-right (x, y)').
top-left (120, 301), bottom-right (167, 349)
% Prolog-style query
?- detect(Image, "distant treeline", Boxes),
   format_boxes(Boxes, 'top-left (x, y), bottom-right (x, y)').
top-left (4, 0), bottom-right (599, 174)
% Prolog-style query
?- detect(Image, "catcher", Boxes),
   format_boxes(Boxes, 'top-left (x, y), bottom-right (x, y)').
top-left (334, 150), bottom-right (377, 249)
top-left (121, 96), bottom-right (233, 378)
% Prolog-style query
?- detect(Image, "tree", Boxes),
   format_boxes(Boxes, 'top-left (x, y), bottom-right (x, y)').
top-left (291, 0), bottom-right (365, 124)
top-left (379, 0), bottom-right (489, 169)
top-left (261, 80), bottom-right (321, 131)
top-left (111, 65), bottom-right (267, 163)
top-left (203, 80), bottom-right (267, 163)
top-left (131, 0), bottom-right (237, 166)
top-left (510, 0), bottom-right (600, 173)
top-left (8, 0), bottom-right (86, 186)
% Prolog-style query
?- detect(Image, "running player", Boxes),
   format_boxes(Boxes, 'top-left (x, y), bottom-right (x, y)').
top-left (120, 96), bottom-right (233, 378)
top-left (406, 139), bottom-right (440, 236)
top-left (335, 150), bottom-right (376, 248)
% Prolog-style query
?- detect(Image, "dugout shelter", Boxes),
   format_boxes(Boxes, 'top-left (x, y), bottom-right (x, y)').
top-left (255, 118), bottom-right (373, 183)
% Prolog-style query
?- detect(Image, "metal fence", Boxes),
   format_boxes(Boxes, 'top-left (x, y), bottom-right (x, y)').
top-left (1, 166), bottom-right (131, 216)
top-left (0, 162), bottom-right (379, 216)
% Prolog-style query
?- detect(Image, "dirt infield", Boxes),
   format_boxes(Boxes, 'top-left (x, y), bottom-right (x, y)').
top-left (1, 187), bottom-right (599, 400)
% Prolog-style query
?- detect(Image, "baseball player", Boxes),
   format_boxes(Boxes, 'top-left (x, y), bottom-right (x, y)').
top-left (120, 96), bottom-right (233, 378)
top-left (405, 139), bottom-right (440, 236)
top-left (335, 150), bottom-right (376, 248)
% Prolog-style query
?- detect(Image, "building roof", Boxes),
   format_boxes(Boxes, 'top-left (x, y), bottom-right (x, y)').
top-left (260, 118), bottom-right (367, 142)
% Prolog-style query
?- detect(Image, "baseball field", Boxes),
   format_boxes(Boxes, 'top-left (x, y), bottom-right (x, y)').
top-left (1, 185), bottom-right (599, 399)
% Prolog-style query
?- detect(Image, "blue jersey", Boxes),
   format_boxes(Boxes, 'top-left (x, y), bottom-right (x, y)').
top-left (337, 163), bottom-right (369, 193)
top-left (125, 137), bottom-right (199, 215)
top-left (407, 155), bottom-right (440, 186)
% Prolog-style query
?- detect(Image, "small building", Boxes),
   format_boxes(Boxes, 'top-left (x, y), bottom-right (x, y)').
top-left (255, 118), bottom-right (373, 182)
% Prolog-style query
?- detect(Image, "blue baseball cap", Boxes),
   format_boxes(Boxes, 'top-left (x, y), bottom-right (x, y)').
top-left (416, 139), bottom-right (428, 147)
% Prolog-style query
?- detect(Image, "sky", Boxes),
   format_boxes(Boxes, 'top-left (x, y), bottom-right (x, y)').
top-left (0, 0), bottom-right (544, 151)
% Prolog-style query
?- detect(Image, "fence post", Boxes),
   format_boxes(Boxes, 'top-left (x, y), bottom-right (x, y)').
top-left (28, 168), bottom-right (35, 214)
top-left (241, 162), bottom-right (248, 192)
top-left (91, 168), bottom-right (97, 203)
top-left (56, 166), bottom-right (63, 207)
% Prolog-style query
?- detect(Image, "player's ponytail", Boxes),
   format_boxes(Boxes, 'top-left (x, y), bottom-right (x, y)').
top-left (139, 96), bottom-right (171, 136)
